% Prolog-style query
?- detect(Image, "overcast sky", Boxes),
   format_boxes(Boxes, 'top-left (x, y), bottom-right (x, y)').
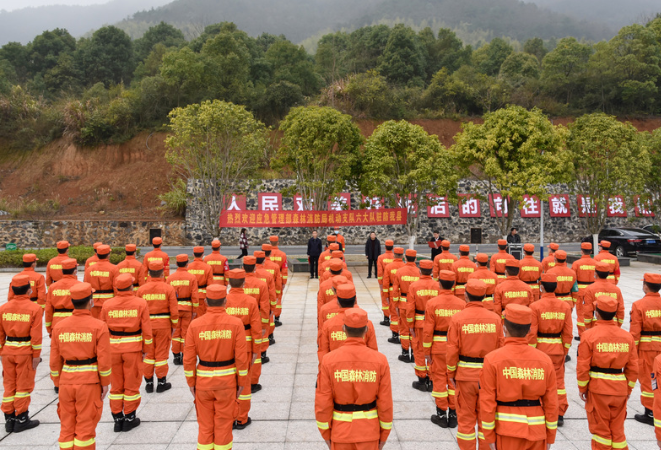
top-left (0, 0), bottom-right (112, 11)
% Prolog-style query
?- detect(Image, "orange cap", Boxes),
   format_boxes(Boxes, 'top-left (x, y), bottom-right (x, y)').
top-left (327, 235), bottom-right (336, 242)
top-left (394, 247), bottom-right (404, 254)
top-left (331, 250), bottom-right (344, 259)
top-left (554, 250), bottom-right (567, 260)
top-left (97, 245), bottom-right (111, 256)
top-left (476, 253), bottom-right (489, 263)
top-left (581, 242), bottom-right (592, 250)
top-left (505, 259), bottom-right (520, 268)
top-left (93, 242), bottom-right (102, 250)
top-left (329, 243), bottom-right (340, 251)
top-left (125, 244), bottom-right (137, 252)
top-left (148, 260), bottom-right (164, 271)
top-left (465, 279), bottom-right (487, 296)
top-left (344, 308), bottom-right (368, 328)
top-left (596, 295), bottom-right (617, 313)
top-left (152, 237), bottom-right (162, 246)
top-left (336, 284), bottom-right (356, 300)
top-left (193, 246), bottom-right (204, 254)
top-left (228, 269), bottom-right (246, 279)
top-left (115, 273), bottom-right (134, 290)
top-left (243, 256), bottom-right (256, 265)
top-left (70, 282), bottom-right (94, 301)
top-left (331, 275), bottom-right (349, 288)
top-left (176, 254), bottom-right (189, 263)
top-left (11, 274), bottom-right (30, 288)
top-left (441, 240), bottom-right (451, 247)
top-left (504, 304), bottom-right (532, 325)
top-left (600, 240), bottom-right (611, 249)
top-left (459, 245), bottom-right (469, 252)
top-left (22, 253), bottom-right (38, 263)
top-left (206, 285), bottom-right (226, 300)
top-left (330, 259), bottom-right (343, 271)
top-left (498, 239), bottom-right (507, 246)
top-left (541, 273), bottom-right (557, 283)
top-left (385, 239), bottom-right (394, 246)
top-left (523, 243), bottom-right (534, 252)
top-left (595, 262), bottom-right (610, 273)
top-left (405, 249), bottom-right (417, 257)
top-left (644, 273), bottom-right (661, 284)
top-left (261, 244), bottom-right (272, 251)
top-left (211, 239), bottom-right (221, 248)
top-left (549, 243), bottom-right (559, 250)
top-left (334, 226), bottom-right (340, 231)
top-left (270, 236), bottom-right (279, 242)
top-left (254, 251), bottom-right (265, 259)
top-left (62, 258), bottom-right (77, 270)
top-left (57, 240), bottom-right (70, 250)
top-left (420, 259), bottom-right (433, 269)
top-left (438, 270), bottom-right (456, 282)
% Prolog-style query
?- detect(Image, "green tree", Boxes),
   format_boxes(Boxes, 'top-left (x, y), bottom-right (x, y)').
top-left (474, 38), bottom-right (513, 76)
top-left (361, 120), bottom-right (458, 245)
top-left (0, 59), bottom-right (16, 94)
top-left (134, 22), bottom-right (185, 62)
top-left (273, 106), bottom-right (363, 211)
top-left (523, 37), bottom-right (548, 65)
top-left (0, 42), bottom-right (29, 83)
top-left (347, 25), bottom-right (391, 73)
top-left (644, 128), bottom-right (661, 217)
top-left (315, 31), bottom-right (351, 84)
top-left (421, 68), bottom-right (472, 114)
top-left (28, 28), bottom-right (76, 78)
top-left (257, 80), bottom-right (304, 122)
top-left (541, 37), bottom-right (592, 105)
top-left (452, 105), bottom-right (571, 237)
top-left (265, 40), bottom-right (320, 96)
top-left (346, 70), bottom-right (392, 118)
top-left (499, 52), bottom-right (540, 87)
top-left (378, 24), bottom-right (426, 85)
top-left (165, 100), bottom-right (267, 237)
top-left (567, 113), bottom-right (650, 244)
top-left (81, 26), bottom-right (135, 86)
top-left (436, 28), bottom-right (472, 74)
top-left (160, 47), bottom-right (204, 106)
top-left (200, 29), bottom-right (252, 103)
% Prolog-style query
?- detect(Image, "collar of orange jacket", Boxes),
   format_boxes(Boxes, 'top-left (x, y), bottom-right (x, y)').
top-left (343, 337), bottom-right (367, 347)
top-left (595, 319), bottom-right (617, 327)
top-left (73, 309), bottom-right (92, 316)
top-left (206, 306), bottom-right (227, 314)
top-left (504, 337), bottom-right (528, 346)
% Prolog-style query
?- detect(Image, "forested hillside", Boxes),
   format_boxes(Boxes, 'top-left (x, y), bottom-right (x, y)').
top-left (525, 0), bottom-right (659, 30)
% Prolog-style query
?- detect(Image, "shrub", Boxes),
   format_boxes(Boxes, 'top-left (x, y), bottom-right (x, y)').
top-left (0, 245), bottom-right (139, 268)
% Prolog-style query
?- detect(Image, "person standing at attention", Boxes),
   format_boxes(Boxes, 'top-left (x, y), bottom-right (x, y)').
top-left (237, 229), bottom-right (249, 259)
top-left (307, 230), bottom-right (323, 280)
top-left (365, 232), bottom-right (382, 279)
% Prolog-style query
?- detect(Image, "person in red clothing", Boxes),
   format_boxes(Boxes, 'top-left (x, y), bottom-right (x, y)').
top-left (451, 245), bottom-right (476, 300)
top-left (184, 284), bottom-right (249, 450)
top-left (262, 244), bottom-right (283, 303)
top-left (541, 243), bottom-right (559, 273)
top-left (547, 250), bottom-right (578, 316)
top-left (446, 279), bottom-right (504, 450)
top-left (333, 226), bottom-right (346, 250)
top-left (317, 274), bottom-right (348, 316)
top-left (423, 270), bottom-right (465, 428)
top-left (8, 253), bottom-right (46, 310)
top-left (142, 237), bottom-right (170, 278)
top-left (321, 258), bottom-right (353, 284)
top-left (519, 243), bottom-right (543, 301)
top-left (494, 260), bottom-right (533, 317)
top-left (383, 247), bottom-right (405, 344)
top-left (433, 240), bottom-right (458, 280)
top-left (319, 243), bottom-right (340, 277)
top-left (137, 260), bottom-right (179, 393)
top-left (574, 242), bottom-right (598, 339)
top-left (47, 240), bottom-right (71, 286)
top-left (188, 246), bottom-right (215, 317)
top-left (101, 273), bottom-right (153, 432)
top-left (224, 269), bottom-right (261, 429)
top-left (480, 304), bottom-right (558, 450)
top-left (243, 256), bottom-right (270, 368)
top-left (630, 273), bottom-right (661, 425)
top-left (320, 250), bottom-right (348, 276)
top-left (84, 242), bottom-right (102, 272)
top-left (84, 245), bottom-right (119, 319)
top-left (594, 241), bottom-right (620, 285)
top-left (254, 250), bottom-right (277, 346)
top-left (116, 244), bottom-right (145, 292)
top-left (318, 235), bottom-right (336, 267)
top-left (406, 259), bottom-right (439, 391)
top-left (377, 239), bottom-right (395, 326)
top-left (315, 308), bottom-right (393, 450)
top-left (205, 239), bottom-right (230, 285)
top-left (50, 282), bottom-right (112, 450)
top-left (393, 249), bottom-right (421, 363)
top-left (528, 273), bottom-right (573, 427)
top-left (577, 296), bottom-right (638, 450)
top-left (168, 254), bottom-right (199, 366)
top-left (317, 277), bottom-right (352, 343)
top-left (269, 235), bottom-right (288, 325)
top-left (490, 239), bottom-right (515, 280)
top-left (0, 274), bottom-right (42, 433)
top-left (583, 262), bottom-right (625, 330)
top-left (467, 253), bottom-right (498, 311)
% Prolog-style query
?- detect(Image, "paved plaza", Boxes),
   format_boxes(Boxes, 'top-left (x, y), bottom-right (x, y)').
top-left (1, 260), bottom-right (661, 450)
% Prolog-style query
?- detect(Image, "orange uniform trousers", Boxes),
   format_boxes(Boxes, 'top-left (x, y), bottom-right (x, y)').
top-left (1, 355), bottom-right (35, 415)
top-left (550, 354), bottom-right (568, 416)
top-left (252, 331), bottom-right (265, 385)
top-left (639, 350), bottom-right (657, 410)
top-left (430, 353), bottom-right (455, 410)
top-left (238, 353), bottom-right (252, 424)
top-left (172, 311), bottom-right (192, 355)
top-left (144, 328), bottom-right (171, 379)
top-left (389, 298), bottom-right (399, 334)
top-left (110, 352), bottom-right (142, 415)
top-left (412, 327), bottom-right (427, 378)
top-left (332, 442), bottom-right (379, 450)
top-left (380, 286), bottom-right (390, 319)
top-left (456, 380), bottom-right (487, 450)
top-left (195, 388), bottom-right (238, 450)
top-left (57, 383), bottom-right (103, 450)
top-left (496, 436), bottom-right (545, 450)
top-left (264, 317), bottom-right (272, 354)
top-left (398, 304), bottom-right (410, 351)
top-left (586, 393), bottom-right (628, 450)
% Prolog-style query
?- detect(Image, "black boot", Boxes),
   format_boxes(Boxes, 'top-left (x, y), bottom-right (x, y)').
top-left (112, 412), bottom-right (124, 432)
top-left (173, 353), bottom-right (183, 366)
top-left (412, 376), bottom-right (427, 392)
top-left (13, 411), bottom-right (39, 433)
top-left (54, 386), bottom-right (59, 394)
top-left (234, 417), bottom-right (252, 430)
top-left (398, 347), bottom-right (412, 363)
top-left (251, 384), bottom-right (262, 393)
top-left (145, 377), bottom-right (154, 393)
top-left (426, 377), bottom-right (434, 392)
top-left (379, 317), bottom-right (390, 327)
top-left (447, 408), bottom-right (458, 428)
top-left (122, 411), bottom-right (141, 432)
top-left (558, 415), bottom-right (564, 427)
top-left (274, 316), bottom-right (282, 327)
top-left (635, 408), bottom-right (655, 426)
top-left (387, 332), bottom-right (400, 344)
top-left (430, 407), bottom-right (448, 428)
top-left (565, 354), bottom-right (571, 363)
top-left (156, 377), bottom-right (172, 393)
top-left (574, 336), bottom-right (581, 341)
top-left (261, 352), bottom-right (270, 364)
top-left (4, 413), bottom-right (14, 433)
top-left (269, 334), bottom-right (276, 346)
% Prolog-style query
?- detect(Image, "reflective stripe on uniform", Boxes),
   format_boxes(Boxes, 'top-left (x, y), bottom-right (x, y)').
top-left (196, 367), bottom-right (237, 378)
top-left (589, 371), bottom-right (626, 382)
top-left (332, 409), bottom-right (378, 422)
top-left (592, 435), bottom-right (612, 446)
top-left (316, 421), bottom-right (329, 430)
top-left (73, 437), bottom-right (95, 447)
top-left (110, 336), bottom-right (143, 345)
top-left (495, 413), bottom-right (545, 426)
top-left (62, 364), bottom-right (98, 373)
top-left (456, 431), bottom-right (476, 440)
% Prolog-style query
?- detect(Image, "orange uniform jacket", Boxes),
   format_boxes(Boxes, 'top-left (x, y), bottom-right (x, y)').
top-left (630, 292), bottom-right (661, 350)
top-left (490, 251), bottom-right (515, 277)
top-left (50, 310), bottom-right (112, 386)
top-left (188, 259), bottom-right (214, 316)
top-left (101, 291), bottom-right (153, 354)
top-left (225, 288), bottom-right (262, 355)
top-left (447, 302), bottom-right (504, 381)
top-left (519, 255), bottom-right (542, 299)
top-left (183, 307), bottom-right (249, 391)
top-left (84, 260), bottom-right (119, 308)
top-left (47, 254), bottom-right (71, 286)
top-left (577, 320), bottom-right (637, 396)
top-left (8, 267), bottom-right (46, 310)
top-left (244, 273), bottom-right (270, 330)
top-left (480, 338), bottom-right (558, 444)
top-left (84, 254), bottom-right (99, 272)
top-left (467, 267), bottom-right (499, 310)
top-left (547, 263), bottom-right (577, 309)
top-left (116, 256), bottom-right (146, 291)
top-left (320, 268), bottom-right (353, 284)
top-left (422, 290), bottom-right (465, 355)
top-left (318, 308), bottom-right (378, 362)
top-left (493, 276), bottom-right (533, 316)
top-left (377, 251), bottom-right (395, 283)
top-left (573, 255), bottom-right (598, 331)
top-left (529, 292), bottom-right (573, 354)
top-left (168, 267), bottom-right (200, 314)
top-left (143, 248), bottom-right (171, 278)
top-left (318, 302), bottom-right (344, 344)
top-left (269, 247), bottom-right (289, 286)
top-left (0, 293), bottom-right (43, 358)
top-left (541, 254), bottom-right (556, 274)
top-left (45, 275), bottom-right (79, 335)
top-left (320, 258), bottom-right (348, 275)
top-left (318, 249), bottom-right (333, 277)
top-left (136, 278), bottom-right (179, 330)
top-left (263, 258), bottom-right (283, 298)
top-left (433, 251), bottom-right (458, 280)
top-left (255, 265), bottom-right (277, 315)
top-left (392, 262), bottom-right (421, 315)
top-left (315, 338), bottom-right (393, 444)
top-left (382, 260), bottom-right (404, 302)
top-left (452, 257), bottom-right (476, 299)
top-left (317, 278), bottom-right (338, 315)
top-left (204, 251), bottom-right (230, 285)
top-left (652, 354), bottom-right (661, 439)
top-left (582, 280), bottom-right (624, 327)
top-left (406, 275), bottom-right (440, 328)
top-left (594, 250), bottom-right (620, 284)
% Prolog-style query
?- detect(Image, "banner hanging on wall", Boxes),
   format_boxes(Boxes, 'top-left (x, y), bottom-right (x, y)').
top-left (220, 208), bottom-right (408, 228)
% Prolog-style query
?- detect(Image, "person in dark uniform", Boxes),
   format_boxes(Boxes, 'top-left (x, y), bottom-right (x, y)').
top-left (365, 233), bottom-right (381, 279)
top-left (506, 228), bottom-right (521, 244)
top-left (307, 230), bottom-right (323, 279)
top-left (429, 231), bottom-right (443, 261)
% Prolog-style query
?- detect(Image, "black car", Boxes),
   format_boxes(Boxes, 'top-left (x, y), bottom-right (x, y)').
top-left (595, 227), bottom-right (661, 257)
top-left (642, 224), bottom-right (661, 237)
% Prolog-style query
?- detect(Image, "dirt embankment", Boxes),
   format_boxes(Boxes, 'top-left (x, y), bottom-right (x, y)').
top-left (1, 117), bottom-right (659, 220)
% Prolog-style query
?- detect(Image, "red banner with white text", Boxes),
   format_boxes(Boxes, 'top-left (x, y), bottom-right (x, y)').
top-left (220, 208), bottom-right (408, 228)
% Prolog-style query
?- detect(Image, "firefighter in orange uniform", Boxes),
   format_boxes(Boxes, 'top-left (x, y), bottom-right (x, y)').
top-left (254, 250), bottom-right (277, 346)
top-left (50, 282), bottom-right (112, 450)
top-left (583, 262), bottom-right (624, 330)
top-left (188, 247), bottom-right (214, 317)
top-left (541, 243), bottom-right (559, 274)
top-left (116, 244), bottom-right (146, 292)
top-left (315, 308), bottom-right (393, 450)
top-left (630, 273), bottom-right (661, 425)
top-left (320, 235), bottom-right (337, 262)
top-left (529, 273), bottom-right (572, 426)
top-left (168, 254), bottom-right (199, 365)
top-left (8, 254), bottom-right (46, 310)
top-left (333, 226), bottom-right (346, 250)
top-left (243, 256), bottom-right (270, 369)
top-left (47, 240), bottom-right (71, 286)
top-left (84, 245), bottom-right (119, 319)
top-left (519, 244), bottom-right (542, 301)
top-left (393, 249), bottom-right (421, 363)
top-left (406, 259), bottom-right (439, 391)
top-left (318, 277), bottom-right (351, 343)
top-left (262, 244), bottom-right (283, 302)
top-left (0, 274), bottom-right (42, 433)
top-left (269, 235), bottom-right (288, 325)
top-left (494, 260), bottom-right (533, 317)
top-left (467, 253), bottom-right (499, 312)
top-left (577, 296), bottom-right (638, 450)
top-left (433, 240), bottom-right (458, 280)
top-left (594, 241), bottom-right (620, 285)
top-left (480, 304), bottom-right (558, 450)
top-left (205, 239), bottom-right (230, 285)
top-left (446, 279), bottom-right (504, 450)
top-left (321, 258), bottom-right (354, 284)
top-left (377, 239), bottom-right (395, 326)
top-left (318, 274), bottom-right (349, 316)
top-left (184, 284), bottom-right (249, 450)
top-left (452, 245), bottom-right (476, 300)
top-left (101, 273), bottom-right (153, 432)
top-left (423, 270), bottom-right (464, 428)
top-left (547, 250), bottom-right (578, 315)
top-left (574, 242), bottom-right (598, 338)
top-left (319, 242), bottom-right (340, 277)
top-left (320, 250), bottom-right (348, 275)
top-left (142, 237), bottom-right (170, 278)
top-left (383, 247), bottom-right (405, 344)
top-left (84, 242), bottom-right (102, 271)
top-left (137, 260), bottom-right (178, 393)
top-left (224, 269), bottom-right (261, 429)
top-left (490, 239), bottom-right (515, 280)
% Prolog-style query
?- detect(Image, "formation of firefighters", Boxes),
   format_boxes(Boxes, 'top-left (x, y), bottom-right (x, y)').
top-left (2, 232), bottom-right (661, 449)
